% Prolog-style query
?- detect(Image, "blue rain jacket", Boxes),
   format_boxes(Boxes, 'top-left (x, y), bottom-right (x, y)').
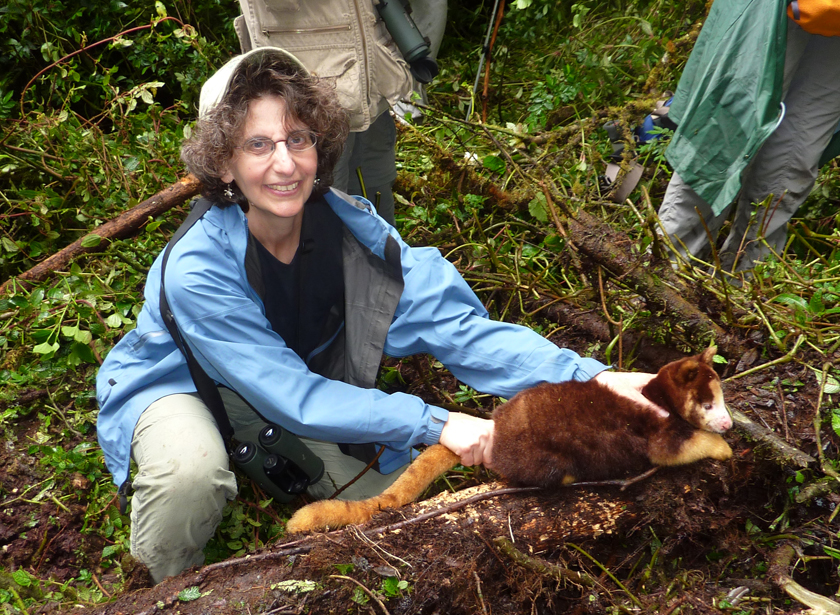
top-left (96, 190), bottom-right (607, 487)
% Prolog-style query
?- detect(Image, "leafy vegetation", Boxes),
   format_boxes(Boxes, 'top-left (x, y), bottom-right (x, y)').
top-left (1, 0), bottom-right (839, 612)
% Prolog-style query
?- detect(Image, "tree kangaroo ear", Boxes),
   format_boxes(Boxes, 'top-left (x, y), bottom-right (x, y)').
top-left (699, 346), bottom-right (717, 366)
top-left (674, 361), bottom-right (700, 385)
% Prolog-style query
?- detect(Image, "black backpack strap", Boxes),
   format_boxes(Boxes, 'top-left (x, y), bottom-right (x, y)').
top-left (159, 199), bottom-right (235, 448)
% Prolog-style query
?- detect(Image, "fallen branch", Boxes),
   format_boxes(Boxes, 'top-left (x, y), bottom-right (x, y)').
top-left (731, 408), bottom-right (815, 469)
top-left (1, 174), bottom-right (200, 295)
top-left (562, 206), bottom-right (748, 359)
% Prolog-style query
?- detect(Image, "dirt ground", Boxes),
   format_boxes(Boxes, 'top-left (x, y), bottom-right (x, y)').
top-left (2, 337), bottom-right (838, 614)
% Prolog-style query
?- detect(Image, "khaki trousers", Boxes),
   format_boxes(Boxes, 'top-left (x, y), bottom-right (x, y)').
top-left (129, 390), bottom-right (407, 583)
top-left (332, 111), bottom-right (398, 226)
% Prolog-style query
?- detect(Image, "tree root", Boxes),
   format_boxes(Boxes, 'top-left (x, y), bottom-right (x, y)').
top-left (769, 543), bottom-right (840, 614)
top-left (493, 536), bottom-right (595, 587)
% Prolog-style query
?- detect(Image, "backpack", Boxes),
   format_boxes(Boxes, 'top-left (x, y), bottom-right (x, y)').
top-left (787, 0), bottom-right (840, 37)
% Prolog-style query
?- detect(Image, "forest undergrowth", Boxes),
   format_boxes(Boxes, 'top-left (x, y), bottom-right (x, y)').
top-left (2, 0), bottom-right (840, 612)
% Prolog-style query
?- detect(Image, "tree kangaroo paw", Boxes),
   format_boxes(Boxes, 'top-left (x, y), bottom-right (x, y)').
top-left (651, 432), bottom-right (733, 466)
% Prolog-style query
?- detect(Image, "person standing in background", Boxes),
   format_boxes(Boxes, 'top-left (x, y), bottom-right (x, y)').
top-left (233, 0), bottom-right (448, 227)
top-left (657, 0), bottom-right (840, 274)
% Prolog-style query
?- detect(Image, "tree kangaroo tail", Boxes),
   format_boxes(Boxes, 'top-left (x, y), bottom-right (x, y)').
top-left (285, 444), bottom-right (460, 533)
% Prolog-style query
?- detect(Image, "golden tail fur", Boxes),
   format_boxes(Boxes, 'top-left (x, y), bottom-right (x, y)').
top-left (285, 444), bottom-right (459, 533)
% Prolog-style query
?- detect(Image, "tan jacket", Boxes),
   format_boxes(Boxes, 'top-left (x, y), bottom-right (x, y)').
top-left (235, 0), bottom-right (414, 131)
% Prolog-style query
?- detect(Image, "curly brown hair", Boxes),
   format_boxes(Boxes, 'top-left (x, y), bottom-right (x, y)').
top-left (181, 49), bottom-right (349, 210)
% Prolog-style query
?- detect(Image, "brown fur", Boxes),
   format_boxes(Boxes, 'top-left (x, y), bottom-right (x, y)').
top-left (286, 348), bottom-right (732, 533)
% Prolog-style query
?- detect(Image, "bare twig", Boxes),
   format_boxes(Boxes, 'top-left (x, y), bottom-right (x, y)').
top-left (18, 17), bottom-right (186, 116)
top-left (724, 335), bottom-right (805, 381)
top-left (567, 542), bottom-right (642, 607)
top-left (811, 362), bottom-right (840, 480)
top-left (329, 575), bottom-right (390, 615)
top-left (473, 571), bottom-right (489, 615)
top-left (329, 446), bottom-right (385, 500)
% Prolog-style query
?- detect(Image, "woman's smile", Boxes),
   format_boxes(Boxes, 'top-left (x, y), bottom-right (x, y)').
top-left (222, 95), bottom-right (319, 250)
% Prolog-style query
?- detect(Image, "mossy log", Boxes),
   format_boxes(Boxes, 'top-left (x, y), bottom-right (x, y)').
top-left (563, 208), bottom-right (748, 359)
top-left (1, 174), bottom-right (200, 295)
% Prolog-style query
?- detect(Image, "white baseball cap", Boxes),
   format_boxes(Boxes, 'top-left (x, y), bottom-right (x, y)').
top-left (198, 47), bottom-right (310, 118)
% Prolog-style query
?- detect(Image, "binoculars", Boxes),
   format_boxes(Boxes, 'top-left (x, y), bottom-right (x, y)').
top-left (232, 424), bottom-right (325, 504)
top-left (376, 0), bottom-right (439, 83)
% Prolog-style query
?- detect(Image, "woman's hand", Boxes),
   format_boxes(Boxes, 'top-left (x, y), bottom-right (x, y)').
top-left (439, 413), bottom-right (494, 468)
top-left (593, 370), bottom-right (669, 418)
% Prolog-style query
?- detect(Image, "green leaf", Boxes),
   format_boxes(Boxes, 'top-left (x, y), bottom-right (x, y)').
top-left (809, 292), bottom-right (825, 315)
top-left (69, 342), bottom-right (97, 365)
top-left (106, 314), bottom-right (123, 328)
top-left (381, 576), bottom-right (400, 597)
top-left (272, 579), bottom-right (320, 593)
top-left (61, 325), bottom-right (80, 339)
top-left (482, 154), bottom-right (506, 175)
top-left (80, 234), bottom-right (102, 248)
top-left (528, 193), bottom-right (548, 222)
top-left (713, 355), bottom-right (728, 364)
top-left (832, 410), bottom-right (840, 438)
top-left (33, 341), bottom-right (60, 355)
top-left (333, 563), bottom-right (355, 574)
top-left (805, 365), bottom-right (840, 395)
top-left (178, 586), bottom-right (202, 602)
top-left (31, 329), bottom-right (52, 342)
top-left (12, 569), bottom-right (32, 587)
top-left (772, 293), bottom-right (808, 311)
top-left (351, 586), bottom-right (370, 605)
top-left (824, 374), bottom-right (840, 395)
top-left (2, 237), bottom-right (20, 253)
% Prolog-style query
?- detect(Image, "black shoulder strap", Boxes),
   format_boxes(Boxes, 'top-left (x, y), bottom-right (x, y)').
top-left (159, 199), bottom-right (235, 449)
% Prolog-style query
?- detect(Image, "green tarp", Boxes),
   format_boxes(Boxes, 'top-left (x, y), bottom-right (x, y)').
top-left (665, 0), bottom-right (838, 215)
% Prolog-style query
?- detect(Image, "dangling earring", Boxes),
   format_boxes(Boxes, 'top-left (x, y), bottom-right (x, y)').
top-left (224, 183), bottom-right (235, 200)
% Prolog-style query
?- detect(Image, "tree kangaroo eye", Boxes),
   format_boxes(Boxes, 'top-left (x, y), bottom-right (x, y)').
top-left (703, 403), bottom-right (713, 410)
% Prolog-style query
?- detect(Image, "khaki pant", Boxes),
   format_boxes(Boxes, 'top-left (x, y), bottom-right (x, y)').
top-left (129, 390), bottom-right (407, 583)
top-left (332, 111), bottom-right (398, 226)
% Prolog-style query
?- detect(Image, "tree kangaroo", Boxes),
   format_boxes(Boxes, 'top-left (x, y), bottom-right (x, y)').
top-left (286, 347), bottom-right (732, 533)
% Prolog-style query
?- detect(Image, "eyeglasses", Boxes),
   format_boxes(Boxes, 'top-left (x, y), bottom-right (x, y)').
top-left (237, 131), bottom-right (318, 157)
